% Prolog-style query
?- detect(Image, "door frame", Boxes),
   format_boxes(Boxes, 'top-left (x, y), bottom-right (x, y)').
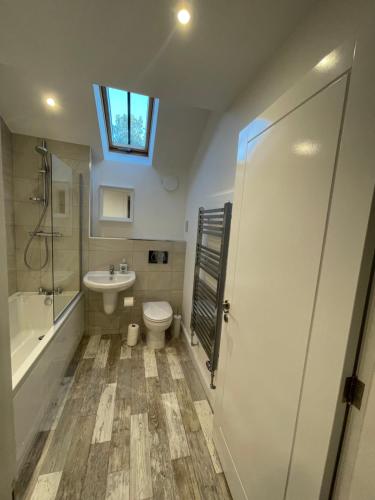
top-left (329, 202), bottom-right (375, 497)
top-left (214, 34), bottom-right (375, 500)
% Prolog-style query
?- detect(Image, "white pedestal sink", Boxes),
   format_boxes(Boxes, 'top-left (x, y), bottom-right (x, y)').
top-left (83, 271), bottom-right (136, 314)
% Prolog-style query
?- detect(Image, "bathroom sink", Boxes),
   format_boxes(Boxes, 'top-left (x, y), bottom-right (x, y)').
top-left (83, 271), bottom-right (135, 314)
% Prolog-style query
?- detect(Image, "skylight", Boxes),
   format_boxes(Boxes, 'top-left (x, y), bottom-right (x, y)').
top-left (101, 86), bottom-right (155, 156)
top-left (93, 84), bottom-right (159, 166)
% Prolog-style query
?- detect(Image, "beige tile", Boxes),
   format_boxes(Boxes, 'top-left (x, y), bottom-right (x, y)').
top-left (89, 311), bottom-right (120, 331)
top-left (88, 251), bottom-right (133, 271)
top-left (172, 241), bottom-right (187, 253)
top-left (132, 240), bottom-right (173, 252)
top-left (17, 270), bottom-right (42, 291)
top-left (7, 271), bottom-right (17, 295)
top-left (3, 174), bottom-right (14, 201)
top-left (13, 149), bottom-right (40, 179)
top-left (172, 272), bottom-right (185, 290)
top-left (4, 200), bottom-right (15, 225)
top-left (7, 253), bottom-right (16, 272)
top-left (172, 252), bottom-right (186, 271)
top-left (89, 238), bottom-right (134, 253)
top-left (15, 225), bottom-right (40, 250)
top-left (6, 224), bottom-right (16, 254)
top-left (170, 291), bottom-right (183, 311)
top-left (133, 271), bottom-right (148, 291)
top-left (12, 133), bottom-right (39, 153)
top-left (148, 271), bottom-right (172, 291)
top-left (14, 201), bottom-right (41, 226)
top-left (14, 177), bottom-right (40, 202)
top-left (16, 247), bottom-right (41, 271)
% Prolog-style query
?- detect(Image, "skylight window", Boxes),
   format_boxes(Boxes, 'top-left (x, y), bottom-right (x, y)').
top-left (100, 86), bottom-right (155, 156)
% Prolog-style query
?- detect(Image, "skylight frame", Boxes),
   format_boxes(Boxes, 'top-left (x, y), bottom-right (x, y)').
top-left (100, 86), bottom-right (155, 157)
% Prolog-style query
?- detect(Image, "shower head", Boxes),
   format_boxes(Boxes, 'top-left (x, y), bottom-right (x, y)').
top-left (35, 145), bottom-right (48, 156)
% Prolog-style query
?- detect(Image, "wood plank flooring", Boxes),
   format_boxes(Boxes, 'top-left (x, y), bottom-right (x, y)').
top-left (15, 335), bottom-right (232, 500)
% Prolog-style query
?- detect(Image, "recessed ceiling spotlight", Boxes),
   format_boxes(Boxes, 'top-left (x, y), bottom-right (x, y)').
top-left (46, 97), bottom-right (56, 107)
top-left (177, 8), bottom-right (191, 25)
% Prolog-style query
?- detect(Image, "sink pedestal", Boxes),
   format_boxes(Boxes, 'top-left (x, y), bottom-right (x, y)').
top-left (103, 291), bottom-right (118, 315)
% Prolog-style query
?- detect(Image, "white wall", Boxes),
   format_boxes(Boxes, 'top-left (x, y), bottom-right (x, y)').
top-left (91, 101), bottom-right (208, 240)
top-left (182, 0), bottom-right (374, 396)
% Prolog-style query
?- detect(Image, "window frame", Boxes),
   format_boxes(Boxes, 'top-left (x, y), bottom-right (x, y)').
top-left (100, 86), bottom-right (155, 157)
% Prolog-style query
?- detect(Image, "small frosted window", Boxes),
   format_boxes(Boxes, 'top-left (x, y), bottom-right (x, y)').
top-left (99, 185), bottom-right (134, 223)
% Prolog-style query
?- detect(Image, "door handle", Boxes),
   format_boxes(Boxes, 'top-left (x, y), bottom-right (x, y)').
top-left (223, 300), bottom-right (230, 322)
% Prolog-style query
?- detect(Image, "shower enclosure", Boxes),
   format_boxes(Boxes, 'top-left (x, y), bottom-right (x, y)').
top-left (22, 141), bottom-right (82, 322)
top-left (9, 138), bottom-right (84, 469)
top-left (10, 139), bottom-right (82, 386)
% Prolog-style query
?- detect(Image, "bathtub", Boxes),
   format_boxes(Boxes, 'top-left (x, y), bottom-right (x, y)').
top-left (9, 291), bottom-right (84, 469)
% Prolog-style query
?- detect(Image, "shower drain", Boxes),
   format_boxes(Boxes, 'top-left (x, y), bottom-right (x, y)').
top-left (38, 335), bottom-right (45, 341)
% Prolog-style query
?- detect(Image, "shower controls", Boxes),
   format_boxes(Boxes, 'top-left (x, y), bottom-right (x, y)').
top-left (29, 231), bottom-right (63, 238)
top-left (148, 250), bottom-right (168, 264)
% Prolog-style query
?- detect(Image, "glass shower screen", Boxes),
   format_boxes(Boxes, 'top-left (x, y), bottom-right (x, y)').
top-left (51, 155), bottom-right (81, 320)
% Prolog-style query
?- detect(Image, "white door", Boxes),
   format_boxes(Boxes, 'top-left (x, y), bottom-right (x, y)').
top-left (214, 75), bottom-right (348, 499)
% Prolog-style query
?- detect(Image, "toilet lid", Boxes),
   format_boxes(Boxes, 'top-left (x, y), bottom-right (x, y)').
top-left (143, 301), bottom-right (173, 322)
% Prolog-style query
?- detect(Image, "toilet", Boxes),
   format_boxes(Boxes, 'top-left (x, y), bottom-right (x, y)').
top-left (142, 301), bottom-right (173, 349)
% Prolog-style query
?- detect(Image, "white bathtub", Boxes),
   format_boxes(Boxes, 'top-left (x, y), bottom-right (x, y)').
top-left (10, 291), bottom-right (84, 469)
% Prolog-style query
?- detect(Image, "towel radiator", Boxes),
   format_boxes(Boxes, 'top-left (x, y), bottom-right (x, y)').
top-left (190, 202), bottom-right (232, 388)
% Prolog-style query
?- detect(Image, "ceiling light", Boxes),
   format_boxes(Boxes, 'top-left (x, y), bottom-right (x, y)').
top-left (46, 97), bottom-right (56, 107)
top-left (177, 8), bottom-right (191, 25)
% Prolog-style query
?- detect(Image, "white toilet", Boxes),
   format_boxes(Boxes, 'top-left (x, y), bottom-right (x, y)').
top-left (142, 301), bottom-right (173, 349)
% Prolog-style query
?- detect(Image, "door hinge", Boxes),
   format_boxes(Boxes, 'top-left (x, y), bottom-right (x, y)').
top-left (343, 375), bottom-right (365, 410)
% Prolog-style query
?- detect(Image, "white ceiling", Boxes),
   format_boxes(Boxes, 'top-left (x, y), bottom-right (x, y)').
top-left (0, 0), bottom-right (316, 154)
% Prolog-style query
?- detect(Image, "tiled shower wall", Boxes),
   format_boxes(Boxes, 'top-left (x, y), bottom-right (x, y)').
top-left (11, 134), bottom-right (90, 293)
top-left (0, 119), bottom-right (16, 296)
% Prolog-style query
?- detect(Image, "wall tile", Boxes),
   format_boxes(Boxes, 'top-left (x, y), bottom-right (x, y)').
top-left (88, 238), bottom-right (134, 253)
top-left (148, 271), bottom-right (172, 291)
top-left (171, 271), bottom-right (184, 290)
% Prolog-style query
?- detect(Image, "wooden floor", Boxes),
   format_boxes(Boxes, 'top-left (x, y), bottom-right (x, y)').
top-left (15, 334), bottom-right (232, 500)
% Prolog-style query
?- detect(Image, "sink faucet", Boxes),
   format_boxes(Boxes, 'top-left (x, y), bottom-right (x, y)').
top-left (109, 264), bottom-right (115, 275)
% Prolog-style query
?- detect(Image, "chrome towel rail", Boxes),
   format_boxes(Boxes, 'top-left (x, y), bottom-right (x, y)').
top-left (191, 202), bottom-right (232, 388)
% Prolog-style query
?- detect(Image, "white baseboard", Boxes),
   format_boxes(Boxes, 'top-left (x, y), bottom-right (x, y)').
top-left (181, 321), bottom-right (216, 408)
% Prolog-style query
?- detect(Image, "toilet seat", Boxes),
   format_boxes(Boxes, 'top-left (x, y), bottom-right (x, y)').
top-left (143, 301), bottom-right (173, 323)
